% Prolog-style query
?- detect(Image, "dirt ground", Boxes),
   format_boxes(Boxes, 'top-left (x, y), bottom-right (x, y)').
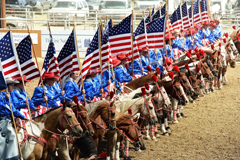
top-left (128, 64), bottom-right (240, 160)
top-left (25, 60), bottom-right (240, 160)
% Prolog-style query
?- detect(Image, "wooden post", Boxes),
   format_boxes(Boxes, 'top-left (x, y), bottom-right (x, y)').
top-left (179, 3), bottom-right (184, 29)
top-left (98, 23), bottom-right (103, 98)
top-left (111, 15), bottom-right (114, 27)
top-left (48, 23), bottom-right (65, 103)
top-left (162, 10), bottom-right (167, 65)
top-left (143, 11), bottom-right (151, 63)
top-left (166, 1), bottom-right (172, 60)
top-left (131, 10), bottom-right (134, 77)
top-left (149, 8), bottom-right (152, 22)
top-left (27, 25), bottom-right (49, 109)
top-left (7, 89), bottom-right (23, 159)
top-left (192, 0), bottom-right (194, 26)
top-left (1, 0), bottom-right (6, 28)
top-left (73, 24), bottom-right (86, 105)
top-left (199, 0), bottom-right (203, 24)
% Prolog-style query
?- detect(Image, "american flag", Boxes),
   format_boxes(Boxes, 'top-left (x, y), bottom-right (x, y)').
top-left (181, 2), bottom-right (191, 29)
top-left (16, 35), bottom-right (39, 81)
top-left (161, 4), bottom-right (166, 16)
top-left (200, 0), bottom-right (209, 22)
top-left (0, 31), bottom-right (21, 79)
top-left (170, 5), bottom-right (182, 30)
top-left (57, 30), bottom-right (80, 81)
top-left (189, 0), bottom-right (201, 27)
top-left (146, 15), bottom-right (166, 49)
top-left (152, 10), bottom-right (160, 21)
top-left (40, 35), bottom-right (60, 81)
top-left (134, 18), bottom-right (148, 50)
top-left (145, 7), bottom-right (155, 23)
top-left (109, 14), bottom-right (132, 56)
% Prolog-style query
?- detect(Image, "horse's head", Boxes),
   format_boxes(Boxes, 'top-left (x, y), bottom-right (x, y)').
top-left (75, 105), bottom-right (94, 136)
top-left (143, 96), bottom-right (158, 125)
top-left (98, 101), bottom-right (116, 131)
top-left (196, 72), bottom-right (205, 89)
top-left (198, 59), bottom-right (214, 81)
top-left (61, 101), bottom-right (83, 137)
top-left (172, 77), bottom-right (189, 106)
top-left (117, 115), bottom-right (143, 146)
top-left (187, 70), bottom-right (200, 99)
top-left (226, 43), bottom-right (237, 68)
top-left (206, 56), bottom-right (217, 77)
top-left (153, 80), bottom-right (171, 109)
top-left (178, 71), bottom-right (195, 96)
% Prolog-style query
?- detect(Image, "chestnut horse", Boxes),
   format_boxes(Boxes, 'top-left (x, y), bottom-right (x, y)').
top-left (19, 102), bottom-right (83, 160)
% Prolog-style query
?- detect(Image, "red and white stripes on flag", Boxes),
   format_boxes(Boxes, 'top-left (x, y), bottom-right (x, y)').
top-left (165, 20), bottom-right (173, 34)
top-left (57, 30), bottom-right (80, 80)
top-left (170, 5), bottom-right (182, 30)
top-left (0, 31), bottom-right (21, 79)
top-left (134, 19), bottom-right (148, 50)
top-left (200, 0), bottom-right (209, 23)
top-left (16, 35), bottom-right (39, 81)
top-left (181, 2), bottom-right (191, 29)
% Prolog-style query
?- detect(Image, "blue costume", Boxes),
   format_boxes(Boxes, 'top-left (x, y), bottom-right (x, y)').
top-left (128, 59), bottom-right (143, 76)
top-left (186, 36), bottom-right (202, 49)
top-left (148, 50), bottom-right (164, 73)
top-left (209, 30), bottom-right (218, 43)
top-left (172, 37), bottom-right (185, 51)
top-left (94, 74), bottom-right (108, 93)
top-left (160, 45), bottom-right (175, 60)
top-left (214, 25), bottom-right (222, 38)
top-left (63, 77), bottom-right (84, 102)
top-left (198, 28), bottom-right (211, 42)
top-left (114, 64), bottom-right (132, 83)
top-left (195, 32), bottom-right (204, 46)
top-left (11, 87), bottom-right (35, 110)
top-left (0, 91), bottom-right (25, 119)
top-left (83, 77), bottom-right (101, 100)
top-left (31, 84), bottom-right (63, 108)
top-left (102, 70), bottom-right (122, 91)
top-left (140, 55), bottom-right (155, 72)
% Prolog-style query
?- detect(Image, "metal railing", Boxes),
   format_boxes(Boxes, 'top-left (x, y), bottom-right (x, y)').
top-left (2, 9), bottom-right (240, 30)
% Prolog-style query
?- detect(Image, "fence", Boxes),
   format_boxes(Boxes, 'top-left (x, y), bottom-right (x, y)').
top-left (2, 8), bottom-right (240, 31)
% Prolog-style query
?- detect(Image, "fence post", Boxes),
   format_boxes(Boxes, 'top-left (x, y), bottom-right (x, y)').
top-left (95, 10), bottom-right (97, 30)
top-left (32, 12), bottom-right (35, 29)
top-left (84, 12), bottom-right (86, 30)
top-left (64, 20), bottom-right (67, 30)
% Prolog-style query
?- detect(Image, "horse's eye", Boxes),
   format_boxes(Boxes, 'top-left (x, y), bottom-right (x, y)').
top-left (67, 115), bottom-right (72, 119)
top-left (111, 112), bottom-right (115, 117)
top-left (83, 116), bottom-right (86, 120)
top-left (149, 106), bottom-right (153, 110)
top-left (183, 79), bottom-right (187, 83)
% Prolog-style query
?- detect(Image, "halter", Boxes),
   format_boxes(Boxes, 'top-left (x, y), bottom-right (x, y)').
top-left (76, 108), bottom-right (92, 130)
top-left (100, 101), bottom-right (116, 128)
top-left (140, 96), bottom-right (156, 121)
top-left (199, 61), bottom-right (211, 77)
top-left (171, 80), bottom-right (185, 99)
top-left (188, 75), bottom-right (199, 89)
top-left (179, 75), bottom-right (192, 92)
top-left (61, 107), bottom-right (81, 131)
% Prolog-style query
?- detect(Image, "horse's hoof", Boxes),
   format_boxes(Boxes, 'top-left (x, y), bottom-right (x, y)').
top-left (144, 136), bottom-right (151, 140)
top-left (223, 83), bottom-right (227, 85)
top-left (181, 113), bottom-right (187, 118)
top-left (177, 114), bottom-right (181, 118)
top-left (166, 127), bottom-right (172, 132)
top-left (173, 120), bottom-right (179, 124)
top-left (155, 132), bottom-right (161, 138)
top-left (163, 132), bottom-right (169, 136)
top-left (152, 137), bottom-right (158, 141)
top-left (200, 94), bottom-right (205, 97)
top-left (124, 156), bottom-right (131, 160)
top-left (135, 147), bottom-right (140, 151)
top-left (140, 146), bottom-right (147, 150)
top-left (218, 87), bottom-right (222, 90)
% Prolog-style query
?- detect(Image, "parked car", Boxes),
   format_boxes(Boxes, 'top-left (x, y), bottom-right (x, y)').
top-left (233, 0), bottom-right (240, 14)
top-left (6, 16), bottom-right (27, 29)
top-left (49, 0), bottom-right (89, 25)
top-left (86, 0), bottom-right (100, 11)
top-left (99, 0), bottom-right (132, 20)
top-left (25, 0), bottom-right (54, 11)
top-left (5, 0), bottom-right (32, 9)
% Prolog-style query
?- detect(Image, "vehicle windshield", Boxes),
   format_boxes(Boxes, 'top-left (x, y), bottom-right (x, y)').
top-left (102, 1), bottom-right (126, 9)
top-left (6, 0), bottom-right (19, 4)
top-left (53, 1), bottom-right (76, 8)
top-left (86, 0), bottom-right (98, 3)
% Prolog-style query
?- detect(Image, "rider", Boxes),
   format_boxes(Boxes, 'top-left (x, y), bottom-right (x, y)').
top-left (209, 22), bottom-right (219, 43)
top-left (149, 49), bottom-right (164, 73)
top-left (0, 77), bottom-right (27, 160)
top-left (172, 29), bottom-right (185, 59)
top-left (114, 53), bottom-right (133, 83)
top-left (214, 19), bottom-right (222, 39)
top-left (140, 49), bottom-right (155, 73)
top-left (63, 71), bottom-right (85, 103)
top-left (185, 28), bottom-right (202, 49)
top-left (11, 75), bottom-right (35, 119)
top-left (31, 72), bottom-right (65, 116)
top-left (83, 69), bottom-right (102, 101)
top-left (128, 47), bottom-right (144, 78)
top-left (198, 21), bottom-right (211, 46)
top-left (194, 24), bottom-right (204, 46)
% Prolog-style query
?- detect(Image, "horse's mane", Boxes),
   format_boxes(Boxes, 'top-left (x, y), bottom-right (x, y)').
top-left (125, 71), bottom-right (156, 87)
top-left (115, 97), bottom-right (146, 113)
top-left (75, 136), bottom-right (97, 159)
top-left (33, 106), bottom-right (61, 120)
top-left (86, 100), bottom-right (108, 117)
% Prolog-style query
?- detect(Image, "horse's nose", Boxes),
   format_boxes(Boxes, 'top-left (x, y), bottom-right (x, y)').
top-left (90, 131), bottom-right (94, 136)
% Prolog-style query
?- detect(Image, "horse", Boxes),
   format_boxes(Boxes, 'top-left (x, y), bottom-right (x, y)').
top-left (18, 102), bottom-right (83, 160)
top-left (115, 114), bottom-right (145, 160)
top-left (186, 69), bottom-right (202, 98)
top-left (86, 100), bottom-right (117, 160)
top-left (40, 103), bottom-right (95, 160)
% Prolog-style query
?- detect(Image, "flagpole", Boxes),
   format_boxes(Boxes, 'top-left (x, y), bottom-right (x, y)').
top-left (143, 11), bottom-right (151, 64)
top-left (98, 23), bottom-right (103, 98)
top-left (47, 23), bottom-right (65, 103)
top-left (198, 0), bottom-right (203, 25)
top-left (131, 10), bottom-right (135, 78)
top-left (111, 15), bottom-right (114, 27)
top-left (166, 1), bottom-right (172, 61)
top-left (27, 25), bottom-right (49, 110)
top-left (206, 0), bottom-right (212, 20)
top-left (73, 24), bottom-right (86, 105)
top-left (162, 15), bottom-right (167, 68)
top-left (7, 88), bottom-right (23, 159)
top-left (149, 8), bottom-right (152, 22)
top-left (180, 2), bottom-right (184, 29)
top-left (8, 27), bottom-right (33, 120)
top-left (192, 0), bottom-right (194, 26)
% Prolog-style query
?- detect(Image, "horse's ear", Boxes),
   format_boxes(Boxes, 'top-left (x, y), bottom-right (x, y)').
top-left (110, 100), bottom-right (115, 107)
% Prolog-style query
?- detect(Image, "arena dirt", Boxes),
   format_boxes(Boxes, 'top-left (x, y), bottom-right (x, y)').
top-left (26, 60), bottom-right (240, 160)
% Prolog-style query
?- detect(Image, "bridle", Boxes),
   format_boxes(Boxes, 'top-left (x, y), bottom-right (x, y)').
top-left (139, 96), bottom-right (157, 121)
top-left (179, 75), bottom-right (193, 94)
top-left (76, 107), bottom-right (92, 131)
top-left (199, 61), bottom-right (211, 78)
top-left (188, 73), bottom-right (200, 90)
top-left (61, 107), bottom-right (81, 131)
top-left (100, 101), bottom-right (116, 129)
top-left (171, 79), bottom-right (185, 100)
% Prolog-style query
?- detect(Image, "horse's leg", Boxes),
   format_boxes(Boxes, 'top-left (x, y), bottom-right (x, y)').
top-left (218, 67), bottom-right (223, 90)
top-left (150, 125), bottom-right (157, 141)
top-left (143, 124), bottom-right (151, 140)
top-left (124, 137), bottom-right (131, 160)
top-left (106, 130), bottom-right (118, 160)
top-left (160, 111), bottom-right (169, 136)
top-left (115, 135), bottom-right (121, 160)
top-left (222, 67), bottom-right (227, 85)
top-left (164, 111), bottom-right (171, 133)
top-left (172, 99), bottom-right (179, 124)
top-left (204, 79), bottom-right (209, 94)
top-left (188, 95), bottom-right (194, 103)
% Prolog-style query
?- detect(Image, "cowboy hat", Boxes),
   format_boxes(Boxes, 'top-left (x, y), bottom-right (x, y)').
top-left (43, 72), bottom-right (60, 80)
top-left (209, 23), bottom-right (217, 28)
top-left (165, 33), bottom-right (175, 40)
top-left (111, 55), bottom-right (121, 67)
top-left (15, 75), bottom-right (31, 83)
top-left (5, 77), bottom-right (19, 85)
top-left (87, 69), bottom-right (101, 75)
top-left (202, 21), bottom-right (209, 26)
top-left (117, 53), bottom-right (128, 61)
top-left (185, 28), bottom-right (198, 35)
top-left (172, 29), bottom-right (180, 34)
top-left (194, 24), bottom-right (201, 30)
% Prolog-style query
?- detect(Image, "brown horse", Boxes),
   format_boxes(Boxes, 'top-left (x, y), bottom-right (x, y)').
top-left (186, 69), bottom-right (201, 98)
top-left (40, 103), bottom-right (94, 160)
top-left (86, 101), bottom-right (117, 159)
top-left (19, 102), bottom-right (83, 160)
